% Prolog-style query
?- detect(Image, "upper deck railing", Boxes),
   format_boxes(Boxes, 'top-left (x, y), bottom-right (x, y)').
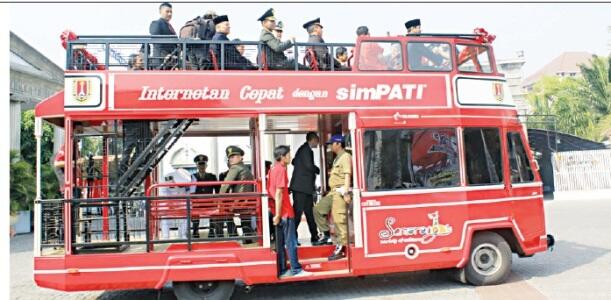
top-left (65, 35), bottom-right (356, 71)
top-left (64, 33), bottom-right (498, 75)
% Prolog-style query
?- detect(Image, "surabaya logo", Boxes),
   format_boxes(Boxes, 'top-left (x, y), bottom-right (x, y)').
top-left (72, 79), bottom-right (91, 103)
top-left (378, 211), bottom-right (452, 245)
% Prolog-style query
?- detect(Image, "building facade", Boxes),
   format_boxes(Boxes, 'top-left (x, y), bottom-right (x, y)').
top-left (10, 31), bottom-right (64, 152)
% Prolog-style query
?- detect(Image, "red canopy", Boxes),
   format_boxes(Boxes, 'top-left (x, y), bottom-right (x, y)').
top-left (35, 90), bottom-right (64, 126)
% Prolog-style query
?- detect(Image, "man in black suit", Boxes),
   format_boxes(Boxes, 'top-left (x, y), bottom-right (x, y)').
top-left (289, 132), bottom-right (320, 244)
top-left (149, 2), bottom-right (177, 69)
top-left (211, 15), bottom-right (256, 70)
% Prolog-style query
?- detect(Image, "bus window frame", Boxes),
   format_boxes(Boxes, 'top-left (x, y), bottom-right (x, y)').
top-left (455, 43), bottom-right (495, 74)
top-left (360, 126), bottom-right (461, 193)
top-left (461, 127), bottom-right (506, 187)
top-left (357, 40), bottom-right (405, 72)
top-left (406, 41), bottom-right (454, 72)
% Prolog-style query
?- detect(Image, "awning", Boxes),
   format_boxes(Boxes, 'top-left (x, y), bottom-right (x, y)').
top-left (35, 90), bottom-right (64, 127)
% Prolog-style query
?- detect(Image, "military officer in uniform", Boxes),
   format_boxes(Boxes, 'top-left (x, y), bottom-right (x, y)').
top-left (303, 17), bottom-right (335, 70)
top-left (220, 146), bottom-right (255, 238)
top-left (313, 135), bottom-right (352, 261)
top-left (190, 154), bottom-right (220, 238)
top-left (258, 8), bottom-right (307, 70)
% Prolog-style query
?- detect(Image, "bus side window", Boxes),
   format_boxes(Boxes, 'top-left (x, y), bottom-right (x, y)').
top-left (456, 44), bottom-right (492, 73)
top-left (407, 42), bottom-right (452, 71)
top-left (507, 132), bottom-right (534, 183)
top-left (363, 128), bottom-right (459, 191)
top-left (463, 128), bottom-right (503, 185)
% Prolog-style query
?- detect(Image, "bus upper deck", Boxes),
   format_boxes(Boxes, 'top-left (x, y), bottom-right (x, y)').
top-left (39, 32), bottom-right (516, 123)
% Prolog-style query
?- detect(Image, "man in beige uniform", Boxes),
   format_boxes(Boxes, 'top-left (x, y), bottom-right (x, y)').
top-left (313, 134), bottom-right (352, 261)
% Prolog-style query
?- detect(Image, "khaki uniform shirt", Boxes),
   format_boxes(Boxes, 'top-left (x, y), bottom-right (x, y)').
top-left (328, 150), bottom-right (352, 189)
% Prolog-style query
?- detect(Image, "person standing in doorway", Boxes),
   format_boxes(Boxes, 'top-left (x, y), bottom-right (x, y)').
top-left (290, 132), bottom-right (320, 245)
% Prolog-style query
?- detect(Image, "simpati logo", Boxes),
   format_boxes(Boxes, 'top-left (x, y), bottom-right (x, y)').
top-left (492, 82), bottom-right (504, 103)
top-left (72, 79), bottom-right (91, 103)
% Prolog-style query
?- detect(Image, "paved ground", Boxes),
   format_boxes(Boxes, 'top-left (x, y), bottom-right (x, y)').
top-left (10, 196), bottom-right (611, 299)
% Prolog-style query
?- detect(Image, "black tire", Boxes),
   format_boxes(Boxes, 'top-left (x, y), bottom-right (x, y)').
top-left (173, 280), bottom-right (235, 300)
top-left (464, 231), bottom-right (512, 286)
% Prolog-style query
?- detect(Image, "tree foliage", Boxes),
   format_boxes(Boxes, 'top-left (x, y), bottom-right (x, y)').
top-left (527, 55), bottom-right (611, 141)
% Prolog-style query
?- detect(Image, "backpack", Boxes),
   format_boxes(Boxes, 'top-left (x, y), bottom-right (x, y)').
top-left (179, 16), bottom-right (215, 40)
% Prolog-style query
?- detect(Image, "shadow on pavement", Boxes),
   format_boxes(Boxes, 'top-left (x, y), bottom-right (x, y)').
top-left (513, 239), bottom-right (610, 279)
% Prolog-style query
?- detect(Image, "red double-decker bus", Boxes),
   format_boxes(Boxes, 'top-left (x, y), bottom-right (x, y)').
top-left (33, 31), bottom-right (554, 299)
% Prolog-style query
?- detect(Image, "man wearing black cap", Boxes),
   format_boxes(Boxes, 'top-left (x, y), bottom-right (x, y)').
top-left (405, 18), bottom-right (443, 69)
top-left (211, 15), bottom-right (256, 70)
top-left (220, 146), bottom-right (255, 238)
top-left (149, 2), bottom-right (178, 69)
top-left (303, 17), bottom-right (331, 70)
top-left (258, 8), bottom-right (304, 70)
top-left (404, 18), bottom-right (422, 35)
top-left (190, 154), bottom-right (220, 238)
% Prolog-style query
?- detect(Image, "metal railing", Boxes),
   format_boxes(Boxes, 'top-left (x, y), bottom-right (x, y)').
top-left (65, 35), bottom-right (355, 72)
top-left (38, 190), bottom-right (264, 254)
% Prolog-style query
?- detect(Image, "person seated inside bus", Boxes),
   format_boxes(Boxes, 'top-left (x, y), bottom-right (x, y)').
top-left (356, 26), bottom-right (386, 70)
top-left (211, 15), bottom-right (257, 70)
top-left (159, 168), bottom-right (191, 240)
top-left (219, 146), bottom-right (256, 238)
top-left (190, 154), bottom-right (220, 239)
top-left (384, 43), bottom-right (403, 70)
top-left (407, 42), bottom-right (451, 71)
top-left (313, 135), bottom-right (352, 261)
top-left (128, 53), bottom-right (144, 70)
top-left (336, 46), bottom-right (349, 67)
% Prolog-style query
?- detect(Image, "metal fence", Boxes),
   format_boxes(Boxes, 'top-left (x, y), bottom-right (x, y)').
top-left (66, 35), bottom-right (355, 72)
top-left (552, 149), bottom-right (611, 191)
top-left (39, 192), bottom-right (264, 255)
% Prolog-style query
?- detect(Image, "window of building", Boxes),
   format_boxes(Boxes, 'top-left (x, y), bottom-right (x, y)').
top-left (456, 44), bottom-right (492, 73)
top-left (363, 128), bottom-right (459, 191)
top-left (358, 41), bottom-right (403, 71)
top-left (463, 128), bottom-right (503, 185)
top-left (407, 42), bottom-right (452, 71)
top-left (507, 132), bottom-right (534, 183)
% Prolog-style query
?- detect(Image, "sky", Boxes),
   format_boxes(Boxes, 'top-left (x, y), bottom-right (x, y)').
top-left (8, 2), bottom-right (611, 77)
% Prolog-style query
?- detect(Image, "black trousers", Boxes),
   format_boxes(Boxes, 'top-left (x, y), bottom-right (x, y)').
top-left (292, 191), bottom-right (318, 241)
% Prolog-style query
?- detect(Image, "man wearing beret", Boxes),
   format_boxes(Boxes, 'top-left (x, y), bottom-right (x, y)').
top-left (220, 146), bottom-right (255, 238)
top-left (405, 18), bottom-right (444, 69)
top-left (258, 8), bottom-right (306, 70)
top-left (190, 154), bottom-right (220, 238)
top-left (211, 15), bottom-right (256, 70)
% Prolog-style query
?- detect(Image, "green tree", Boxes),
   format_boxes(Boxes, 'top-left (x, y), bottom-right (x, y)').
top-left (16, 109), bottom-right (61, 202)
top-left (527, 56), bottom-right (611, 141)
top-left (579, 55), bottom-right (611, 118)
top-left (20, 109), bottom-right (55, 165)
top-left (10, 151), bottom-right (35, 213)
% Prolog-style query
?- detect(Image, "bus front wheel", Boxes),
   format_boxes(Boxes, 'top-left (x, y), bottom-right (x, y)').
top-left (173, 280), bottom-right (235, 300)
top-left (464, 231), bottom-right (512, 286)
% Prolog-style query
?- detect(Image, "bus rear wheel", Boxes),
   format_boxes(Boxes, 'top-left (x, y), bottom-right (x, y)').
top-left (464, 231), bottom-right (512, 286)
top-left (173, 280), bottom-right (235, 300)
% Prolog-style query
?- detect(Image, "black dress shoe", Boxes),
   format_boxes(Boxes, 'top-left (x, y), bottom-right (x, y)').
top-left (312, 236), bottom-right (332, 246)
top-left (328, 245), bottom-right (346, 261)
